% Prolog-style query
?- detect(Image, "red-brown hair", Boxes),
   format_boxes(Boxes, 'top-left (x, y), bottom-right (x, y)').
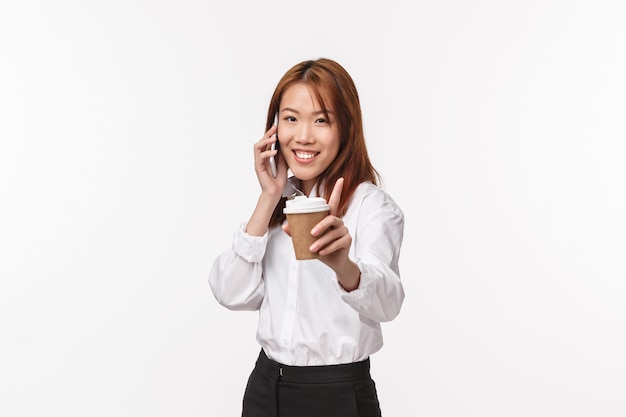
top-left (267, 58), bottom-right (380, 228)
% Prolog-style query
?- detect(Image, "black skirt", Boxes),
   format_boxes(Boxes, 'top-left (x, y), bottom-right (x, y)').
top-left (241, 349), bottom-right (382, 417)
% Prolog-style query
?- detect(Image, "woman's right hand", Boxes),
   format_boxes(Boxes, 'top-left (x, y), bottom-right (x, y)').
top-left (253, 124), bottom-right (287, 199)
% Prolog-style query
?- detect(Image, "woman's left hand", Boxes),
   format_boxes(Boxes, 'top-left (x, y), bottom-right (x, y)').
top-left (284, 178), bottom-right (360, 290)
top-left (309, 178), bottom-right (351, 263)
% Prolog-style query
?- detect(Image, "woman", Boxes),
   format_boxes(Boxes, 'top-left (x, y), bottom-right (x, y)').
top-left (209, 57), bottom-right (405, 417)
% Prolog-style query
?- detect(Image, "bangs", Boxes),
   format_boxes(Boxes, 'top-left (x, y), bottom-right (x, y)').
top-left (301, 71), bottom-right (338, 123)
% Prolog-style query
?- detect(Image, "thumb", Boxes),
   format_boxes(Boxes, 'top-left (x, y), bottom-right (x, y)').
top-left (328, 177), bottom-right (344, 216)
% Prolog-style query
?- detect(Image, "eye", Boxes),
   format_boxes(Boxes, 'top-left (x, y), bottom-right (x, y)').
top-left (286, 116), bottom-right (296, 122)
top-left (315, 117), bottom-right (328, 124)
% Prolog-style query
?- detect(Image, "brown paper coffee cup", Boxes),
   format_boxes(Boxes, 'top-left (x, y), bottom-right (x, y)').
top-left (283, 195), bottom-right (330, 260)
top-left (286, 210), bottom-right (329, 260)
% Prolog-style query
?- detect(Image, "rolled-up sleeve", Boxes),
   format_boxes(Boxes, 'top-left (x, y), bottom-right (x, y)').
top-left (340, 188), bottom-right (405, 322)
top-left (208, 223), bottom-right (268, 311)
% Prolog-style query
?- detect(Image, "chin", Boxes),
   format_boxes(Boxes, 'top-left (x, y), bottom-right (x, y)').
top-left (289, 170), bottom-right (319, 182)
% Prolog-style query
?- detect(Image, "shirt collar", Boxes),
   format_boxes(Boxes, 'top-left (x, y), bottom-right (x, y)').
top-left (282, 177), bottom-right (305, 199)
top-left (282, 177), bottom-right (325, 199)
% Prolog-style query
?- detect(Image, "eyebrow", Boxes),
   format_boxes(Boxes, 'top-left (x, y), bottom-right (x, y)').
top-left (280, 107), bottom-right (334, 116)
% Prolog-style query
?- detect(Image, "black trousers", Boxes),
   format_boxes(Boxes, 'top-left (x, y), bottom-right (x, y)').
top-left (241, 349), bottom-right (382, 417)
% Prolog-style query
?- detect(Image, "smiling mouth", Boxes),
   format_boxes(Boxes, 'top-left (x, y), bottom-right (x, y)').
top-left (294, 151), bottom-right (318, 160)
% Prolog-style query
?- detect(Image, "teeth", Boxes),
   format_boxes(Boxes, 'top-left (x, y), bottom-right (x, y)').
top-left (295, 151), bottom-right (316, 159)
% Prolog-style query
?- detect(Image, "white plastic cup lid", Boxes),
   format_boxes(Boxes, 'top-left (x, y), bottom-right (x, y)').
top-left (283, 196), bottom-right (330, 214)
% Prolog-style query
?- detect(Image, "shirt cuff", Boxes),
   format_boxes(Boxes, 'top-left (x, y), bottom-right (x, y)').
top-left (338, 260), bottom-right (378, 311)
top-left (232, 222), bottom-right (269, 263)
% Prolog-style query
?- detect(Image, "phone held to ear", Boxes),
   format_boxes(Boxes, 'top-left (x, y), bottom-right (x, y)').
top-left (269, 141), bottom-right (277, 178)
top-left (269, 114), bottom-right (278, 177)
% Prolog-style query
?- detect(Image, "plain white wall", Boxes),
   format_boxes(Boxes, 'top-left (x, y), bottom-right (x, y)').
top-left (1, 1), bottom-right (625, 416)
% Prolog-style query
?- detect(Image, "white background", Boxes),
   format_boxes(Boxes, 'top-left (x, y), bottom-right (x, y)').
top-left (1, 1), bottom-right (625, 416)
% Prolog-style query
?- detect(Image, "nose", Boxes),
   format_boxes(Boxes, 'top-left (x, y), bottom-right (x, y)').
top-left (295, 123), bottom-right (314, 144)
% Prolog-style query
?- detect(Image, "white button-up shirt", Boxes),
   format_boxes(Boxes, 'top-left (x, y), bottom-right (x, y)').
top-left (209, 181), bottom-right (405, 366)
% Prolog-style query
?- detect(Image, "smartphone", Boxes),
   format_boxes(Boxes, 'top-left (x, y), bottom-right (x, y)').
top-left (269, 114), bottom-right (278, 177)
